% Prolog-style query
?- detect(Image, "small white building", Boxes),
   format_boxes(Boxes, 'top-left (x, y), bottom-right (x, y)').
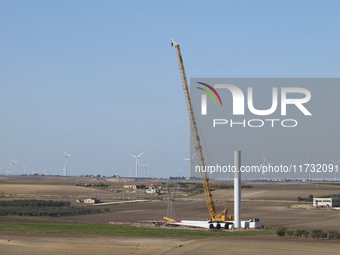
top-left (146, 189), bottom-right (158, 194)
top-left (123, 185), bottom-right (138, 189)
top-left (84, 198), bottom-right (100, 204)
top-left (313, 197), bottom-right (340, 207)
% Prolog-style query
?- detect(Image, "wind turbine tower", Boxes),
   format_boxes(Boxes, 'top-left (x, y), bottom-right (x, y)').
top-left (23, 166), bottom-right (27, 175)
top-left (99, 162), bottom-right (107, 177)
top-left (128, 150), bottom-right (145, 178)
top-left (182, 153), bottom-right (195, 176)
top-left (329, 159), bottom-right (340, 181)
top-left (305, 151), bottom-right (320, 181)
top-left (261, 153), bottom-right (272, 180)
top-left (9, 159), bottom-right (19, 176)
top-left (141, 162), bottom-right (149, 177)
top-left (63, 151), bottom-right (71, 176)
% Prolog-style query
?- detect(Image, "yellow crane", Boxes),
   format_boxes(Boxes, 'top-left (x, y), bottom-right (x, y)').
top-left (169, 38), bottom-right (232, 223)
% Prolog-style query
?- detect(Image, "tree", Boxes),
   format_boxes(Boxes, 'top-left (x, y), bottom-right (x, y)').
top-left (328, 231), bottom-right (338, 239)
top-left (287, 230), bottom-right (294, 238)
top-left (311, 229), bottom-right (322, 239)
top-left (303, 231), bottom-right (309, 239)
top-left (295, 230), bottom-right (305, 238)
top-left (321, 232), bottom-right (328, 240)
top-left (277, 227), bottom-right (286, 238)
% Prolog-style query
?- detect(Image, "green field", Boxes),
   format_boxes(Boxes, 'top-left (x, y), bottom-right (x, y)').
top-left (0, 222), bottom-right (275, 238)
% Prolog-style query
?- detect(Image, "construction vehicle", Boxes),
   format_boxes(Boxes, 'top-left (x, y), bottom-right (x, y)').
top-left (165, 38), bottom-right (233, 229)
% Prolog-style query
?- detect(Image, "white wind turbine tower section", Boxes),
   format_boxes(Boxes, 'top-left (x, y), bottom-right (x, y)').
top-left (128, 150), bottom-right (145, 178)
top-left (182, 153), bottom-right (195, 175)
top-left (305, 151), bottom-right (320, 181)
top-left (141, 162), bottom-right (149, 177)
top-left (23, 166), bottom-right (27, 175)
top-left (63, 151), bottom-right (72, 176)
top-left (99, 162), bottom-right (107, 177)
top-left (261, 153), bottom-right (272, 180)
top-left (9, 159), bottom-right (19, 176)
top-left (329, 159), bottom-right (340, 181)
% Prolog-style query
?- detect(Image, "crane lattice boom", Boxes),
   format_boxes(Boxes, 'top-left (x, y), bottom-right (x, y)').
top-left (171, 38), bottom-right (229, 222)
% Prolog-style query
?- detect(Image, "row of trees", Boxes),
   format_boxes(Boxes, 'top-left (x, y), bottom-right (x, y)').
top-left (0, 200), bottom-right (71, 207)
top-left (0, 199), bottom-right (101, 217)
top-left (0, 207), bottom-right (101, 217)
top-left (297, 194), bottom-right (313, 202)
top-left (277, 227), bottom-right (340, 240)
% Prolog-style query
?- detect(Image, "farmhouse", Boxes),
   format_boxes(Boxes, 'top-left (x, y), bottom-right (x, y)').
top-left (313, 197), bottom-right (340, 207)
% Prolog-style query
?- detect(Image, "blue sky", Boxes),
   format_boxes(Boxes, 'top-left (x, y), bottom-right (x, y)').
top-left (0, 1), bottom-right (339, 177)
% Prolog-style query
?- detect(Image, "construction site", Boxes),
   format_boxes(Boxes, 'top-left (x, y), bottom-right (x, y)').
top-left (2, 1), bottom-right (340, 254)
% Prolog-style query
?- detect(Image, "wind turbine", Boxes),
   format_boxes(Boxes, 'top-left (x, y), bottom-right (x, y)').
top-left (182, 153), bottom-right (196, 174)
top-left (329, 159), bottom-right (340, 181)
top-left (9, 159), bottom-right (19, 176)
top-left (128, 150), bottom-right (145, 178)
top-left (160, 171), bottom-right (163, 179)
top-left (305, 151), bottom-right (321, 181)
top-left (141, 162), bottom-right (149, 177)
top-left (128, 169), bottom-right (132, 177)
top-left (23, 166), bottom-right (27, 175)
top-left (63, 151), bottom-right (71, 176)
top-left (99, 162), bottom-right (107, 177)
top-left (177, 169), bottom-right (182, 178)
top-left (262, 152), bottom-right (273, 180)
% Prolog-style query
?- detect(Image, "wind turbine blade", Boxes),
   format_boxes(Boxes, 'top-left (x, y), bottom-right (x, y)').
top-left (138, 150), bottom-right (146, 158)
top-left (305, 151), bottom-right (312, 160)
top-left (262, 153), bottom-right (266, 162)
top-left (182, 158), bottom-right (190, 161)
top-left (128, 153), bottom-right (137, 158)
top-left (191, 153), bottom-right (196, 160)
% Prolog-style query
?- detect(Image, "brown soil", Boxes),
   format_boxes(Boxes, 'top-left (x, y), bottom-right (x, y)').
top-left (0, 234), bottom-right (339, 255)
